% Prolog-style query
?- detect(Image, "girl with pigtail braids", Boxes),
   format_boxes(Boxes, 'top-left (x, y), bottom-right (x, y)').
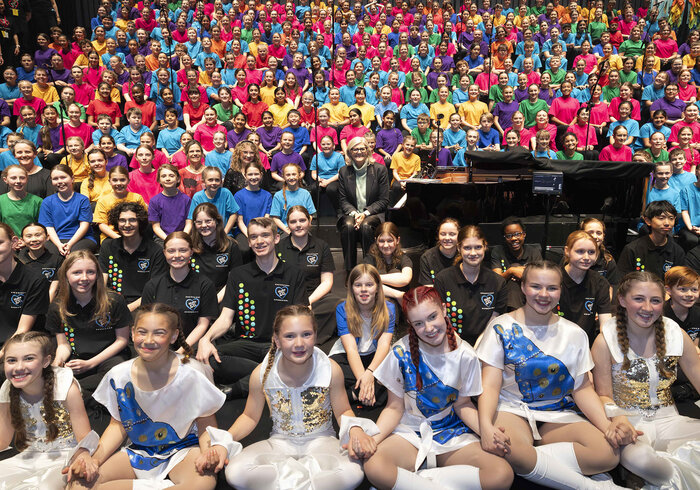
top-left (364, 286), bottom-right (514, 490)
top-left (195, 304), bottom-right (380, 490)
top-left (592, 271), bottom-right (700, 487)
top-left (65, 302), bottom-right (226, 490)
top-left (0, 331), bottom-right (98, 489)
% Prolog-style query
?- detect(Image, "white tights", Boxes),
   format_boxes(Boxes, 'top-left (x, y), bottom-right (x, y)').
top-left (224, 435), bottom-right (364, 490)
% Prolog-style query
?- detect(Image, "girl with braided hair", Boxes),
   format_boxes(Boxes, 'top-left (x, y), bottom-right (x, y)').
top-left (592, 271), bottom-right (700, 487)
top-left (477, 260), bottom-right (625, 490)
top-left (364, 286), bottom-right (513, 490)
top-left (195, 304), bottom-right (379, 490)
top-left (0, 331), bottom-right (98, 489)
top-left (65, 303), bottom-right (225, 490)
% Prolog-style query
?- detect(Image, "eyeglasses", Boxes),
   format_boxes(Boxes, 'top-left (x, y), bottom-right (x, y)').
top-left (194, 219), bottom-right (216, 226)
top-left (504, 232), bottom-right (524, 240)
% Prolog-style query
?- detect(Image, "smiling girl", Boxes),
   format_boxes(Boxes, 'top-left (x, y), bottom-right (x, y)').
top-left (365, 222), bottom-right (413, 301)
top-left (419, 218), bottom-right (460, 285)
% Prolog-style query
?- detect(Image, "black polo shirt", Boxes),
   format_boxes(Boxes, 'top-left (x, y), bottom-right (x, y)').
top-left (590, 254), bottom-right (620, 286)
top-left (191, 238), bottom-right (243, 291)
top-left (99, 237), bottom-right (167, 304)
top-left (0, 261), bottom-right (50, 344)
top-left (46, 291), bottom-right (132, 359)
top-left (663, 301), bottom-right (700, 341)
top-left (618, 235), bottom-right (685, 280)
top-left (419, 246), bottom-right (457, 285)
top-left (557, 267), bottom-right (612, 344)
top-left (434, 265), bottom-right (507, 346)
top-left (222, 259), bottom-right (308, 342)
top-left (490, 243), bottom-right (543, 272)
top-left (277, 234), bottom-right (334, 296)
top-left (141, 269), bottom-right (218, 336)
top-left (16, 247), bottom-right (64, 283)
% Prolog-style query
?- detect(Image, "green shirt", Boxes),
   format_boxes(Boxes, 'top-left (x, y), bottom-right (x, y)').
top-left (213, 102), bottom-right (240, 123)
top-left (519, 99), bottom-right (550, 127)
top-left (546, 69), bottom-right (566, 86)
top-left (0, 193), bottom-right (43, 236)
top-left (589, 22), bottom-right (607, 42)
top-left (602, 85), bottom-right (620, 103)
top-left (645, 148), bottom-right (670, 163)
top-left (488, 85), bottom-right (505, 103)
top-left (619, 70), bottom-right (637, 85)
top-left (555, 150), bottom-right (584, 160)
top-left (619, 39), bottom-right (645, 57)
top-left (451, 73), bottom-right (473, 88)
top-left (411, 127), bottom-right (433, 146)
top-left (428, 89), bottom-right (453, 104)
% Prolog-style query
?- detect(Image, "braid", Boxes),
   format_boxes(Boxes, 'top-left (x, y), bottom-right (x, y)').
top-left (615, 303), bottom-right (631, 371)
top-left (175, 329), bottom-right (193, 363)
top-left (445, 315), bottom-right (458, 352)
top-left (42, 365), bottom-right (58, 442)
top-left (9, 385), bottom-right (28, 451)
top-left (407, 326), bottom-right (423, 391)
top-left (261, 342), bottom-right (277, 387)
top-left (87, 163), bottom-right (96, 191)
top-left (654, 317), bottom-right (673, 378)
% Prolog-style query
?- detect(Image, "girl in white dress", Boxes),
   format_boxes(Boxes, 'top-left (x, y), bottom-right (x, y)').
top-left (592, 271), bottom-right (700, 488)
top-left (0, 332), bottom-right (97, 490)
top-left (197, 304), bottom-right (379, 490)
top-left (65, 303), bottom-right (226, 490)
top-left (364, 286), bottom-right (514, 490)
top-left (476, 260), bottom-right (625, 490)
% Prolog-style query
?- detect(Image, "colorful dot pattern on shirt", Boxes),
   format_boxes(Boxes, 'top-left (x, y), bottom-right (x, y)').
top-left (237, 282), bottom-right (256, 338)
top-left (190, 257), bottom-right (200, 272)
top-left (555, 304), bottom-right (565, 317)
top-left (500, 259), bottom-right (507, 273)
top-left (63, 322), bottom-right (76, 354)
top-left (107, 256), bottom-right (123, 293)
top-left (429, 269), bottom-right (436, 283)
top-left (635, 258), bottom-right (645, 271)
top-left (445, 291), bottom-right (463, 335)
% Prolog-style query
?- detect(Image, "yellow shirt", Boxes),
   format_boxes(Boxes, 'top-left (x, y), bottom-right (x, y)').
top-left (635, 55), bottom-right (660, 71)
top-left (60, 154), bottom-right (89, 183)
top-left (93, 192), bottom-right (147, 241)
top-left (74, 53), bottom-right (103, 67)
top-left (430, 102), bottom-right (457, 129)
top-left (321, 101), bottom-right (349, 124)
top-left (80, 174), bottom-right (112, 202)
top-left (32, 84), bottom-right (59, 104)
top-left (260, 85), bottom-right (277, 106)
top-left (683, 54), bottom-right (697, 69)
top-left (390, 151), bottom-right (421, 181)
top-left (91, 39), bottom-right (107, 56)
top-left (349, 103), bottom-right (375, 126)
top-left (248, 41), bottom-right (267, 58)
top-left (458, 100), bottom-right (489, 128)
top-left (268, 102), bottom-right (294, 127)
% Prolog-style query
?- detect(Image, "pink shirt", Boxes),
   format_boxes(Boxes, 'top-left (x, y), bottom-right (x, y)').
top-left (129, 150), bottom-right (168, 170)
top-left (608, 97), bottom-right (641, 121)
top-left (669, 121), bottom-right (700, 144)
top-left (310, 125), bottom-right (339, 145)
top-left (59, 122), bottom-right (94, 145)
top-left (13, 97), bottom-right (46, 123)
top-left (549, 96), bottom-right (580, 125)
top-left (194, 123), bottom-right (227, 152)
top-left (573, 53), bottom-right (598, 74)
top-left (590, 101), bottom-right (611, 126)
top-left (127, 168), bottom-right (160, 204)
top-left (568, 123), bottom-right (598, 148)
top-left (655, 38), bottom-right (678, 59)
top-left (600, 144), bottom-right (632, 162)
top-left (339, 124), bottom-right (370, 143)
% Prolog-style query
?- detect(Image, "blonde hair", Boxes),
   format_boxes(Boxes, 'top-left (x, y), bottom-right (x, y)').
top-left (344, 264), bottom-right (390, 341)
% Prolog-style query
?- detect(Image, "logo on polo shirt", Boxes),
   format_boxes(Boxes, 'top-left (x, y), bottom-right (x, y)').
top-left (584, 299), bottom-right (595, 315)
top-left (137, 259), bottom-right (151, 272)
top-left (10, 292), bottom-right (25, 308)
top-left (95, 314), bottom-right (112, 330)
top-left (480, 293), bottom-right (495, 308)
top-left (185, 296), bottom-right (200, 311)
top-left (41, 268), bottom-right (56, 280)
top-left (216, 253), bottom-right (229, 266)
top-left (663, 261), bottom-right (673, 273)
top-left (274, 284), bottom-right (290, 301)
top-left (306, 253), bottom-right (319, 265)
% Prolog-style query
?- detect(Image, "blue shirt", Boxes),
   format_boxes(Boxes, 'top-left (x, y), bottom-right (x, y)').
top-left (670, 171), bottom-right (697, 192)
top-left (156, 127), bottom-right (186, 154)
top-left (269, 187), bottom-right (316, 226)
top-left (0, 83), bottom-right (20, 100)
top-left (204, 149), bottom-right (233, 175)
top-left (187, 187), bottom-right (240, 224)
top-left (442, 128), bottom-right (467, 148)
top-left (234, 187), bottom-right (272, 228)
top-left (0, 152), bottom-right (41, 170)
top-left (310, 151), bottom-right (345, 180)
top-left (335, 300), bottom-right (396, 350)
top-left (92, 128), bottom-right (125, 146)
top-left (119, 125), bottom-right (152, 149)
top-left (400, 103), bottom-right (430, 130)
top-left (608, 119), bottom-right (640, 149)
top-left (285, 126), bottom-right (311, 154)
top-left (339, 85), bottom-right (357, 106)
top-left (478, 128), bottom-right (500, 148)
top-left (38, 192), bottom-right (94, 241)
top-left (639, 123), bottom-right (671, 150)
top-left (647, 186), bottom-right (681, 212)
top-left (681, 184), bottom-right (700, 226)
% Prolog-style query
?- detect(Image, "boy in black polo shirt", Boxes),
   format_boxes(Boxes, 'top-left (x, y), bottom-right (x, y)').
top-left (618, 200), bottom-right (685, 280)
top-left (197, 217), bottom-right (307, 397)
top-left (490, 217), bottom-right (542, 309)
top-left (98, 202), bottom-right (167, 311)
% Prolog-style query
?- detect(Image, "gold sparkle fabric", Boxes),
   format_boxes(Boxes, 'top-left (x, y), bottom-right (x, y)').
top-left (612, 356), bottom-right (678, 416)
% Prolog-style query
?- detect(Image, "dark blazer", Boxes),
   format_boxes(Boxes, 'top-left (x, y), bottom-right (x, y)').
top-left (337, 162), bottom-right (390, 218)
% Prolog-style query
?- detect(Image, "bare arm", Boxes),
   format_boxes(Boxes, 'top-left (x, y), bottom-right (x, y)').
top-left (308, 271), bottom-right (333, 305)
top-left (184, 317), bottom-right (211, 348)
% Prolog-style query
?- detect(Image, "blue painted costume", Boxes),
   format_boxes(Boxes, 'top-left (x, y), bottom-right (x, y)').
top-left (476, 314), bottom-right (593, 439)
top-left (373, 336), bottom-right (482, 470)
top-left (93, 357), bottom-right (225, 480)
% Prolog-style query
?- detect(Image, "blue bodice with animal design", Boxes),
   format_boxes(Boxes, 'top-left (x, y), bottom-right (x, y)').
top-left (493, 322), bottom-right (575, 411)
top-left (392, 344), bottom-right (472, 444)
top-left (112, 379), bottom-right (199, 470)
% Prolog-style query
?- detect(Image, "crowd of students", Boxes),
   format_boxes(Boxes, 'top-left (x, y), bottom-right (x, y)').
top-left (1, 0), bottom-right (700, 488)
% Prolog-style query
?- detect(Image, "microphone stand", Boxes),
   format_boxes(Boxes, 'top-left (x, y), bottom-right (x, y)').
top-left (314, 100), bottom-right (320, 234)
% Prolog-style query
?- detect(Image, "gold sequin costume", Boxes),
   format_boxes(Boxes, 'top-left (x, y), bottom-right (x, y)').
top-left (0, 367), bottom-right (79, 490)
top-left (600, 318), bottom-right (700, 488)
top-left (225, 347), bottom-right (366, 490)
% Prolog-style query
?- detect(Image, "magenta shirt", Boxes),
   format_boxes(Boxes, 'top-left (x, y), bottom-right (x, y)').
top-left (549, 96), bottom-right (580, 125)
top-left (600, 144), bottom-right (632, 162)
top-left (194, 123), bottom-right (227, 152)
top-left (655, 38), bottom-right (679, 59)
top-left (127, 168), bottom-right (161, 204)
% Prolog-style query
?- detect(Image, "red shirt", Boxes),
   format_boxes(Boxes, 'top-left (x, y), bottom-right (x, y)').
top-left (183, 103), bottom-right (210, 126)
top-left (124, 100), bottom-right (156, 128)
top-left (87, 99), bottom-right (122, 124)
top-left (298, 106), bottom-right (316, 127)
top-left (178, 167), bottom-right (204, 198)
top-left (241, 100), bottom-right (269, 128)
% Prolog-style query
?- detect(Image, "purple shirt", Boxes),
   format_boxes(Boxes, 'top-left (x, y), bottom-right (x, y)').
top-left (256, 126), bottom-right (284, 150)
top-left (376, 128), bottom-right (404, 155)
top-left (34, 48), bottom-right (59, 69)
top-left (287, 67), bottom-right (311, 87)
top-left (429, 147), bottom-right (453, 166)
top-left (493, 101), bottom-right (520, 130)
top-left (48, 126), bottom-right (63, 150)
top-left (514, 87), bottom-right (529, 103)
top-left (106, 153), bottom-right (128, 171)
top-left (270, 151), bottom-right (306, 175)
top-left (148, 190), bottom-right (191, 234)
top-left (650, 97), bottom-right (686, 121)
top-left (227, 128), bottom-right (251, 149)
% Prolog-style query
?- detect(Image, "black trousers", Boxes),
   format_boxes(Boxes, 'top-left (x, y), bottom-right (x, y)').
top-left (329, 351), bottom-right (387, 408)
top-left (337, 214), bottom-right (382, 271)
top-left (209, 338), bottom-right (271, 387)
top-left (76, 353), bottom-right (129, 400)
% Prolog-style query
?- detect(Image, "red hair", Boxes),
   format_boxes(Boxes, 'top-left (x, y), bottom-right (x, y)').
top-left (402, 286), bottom-right (458, 390)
